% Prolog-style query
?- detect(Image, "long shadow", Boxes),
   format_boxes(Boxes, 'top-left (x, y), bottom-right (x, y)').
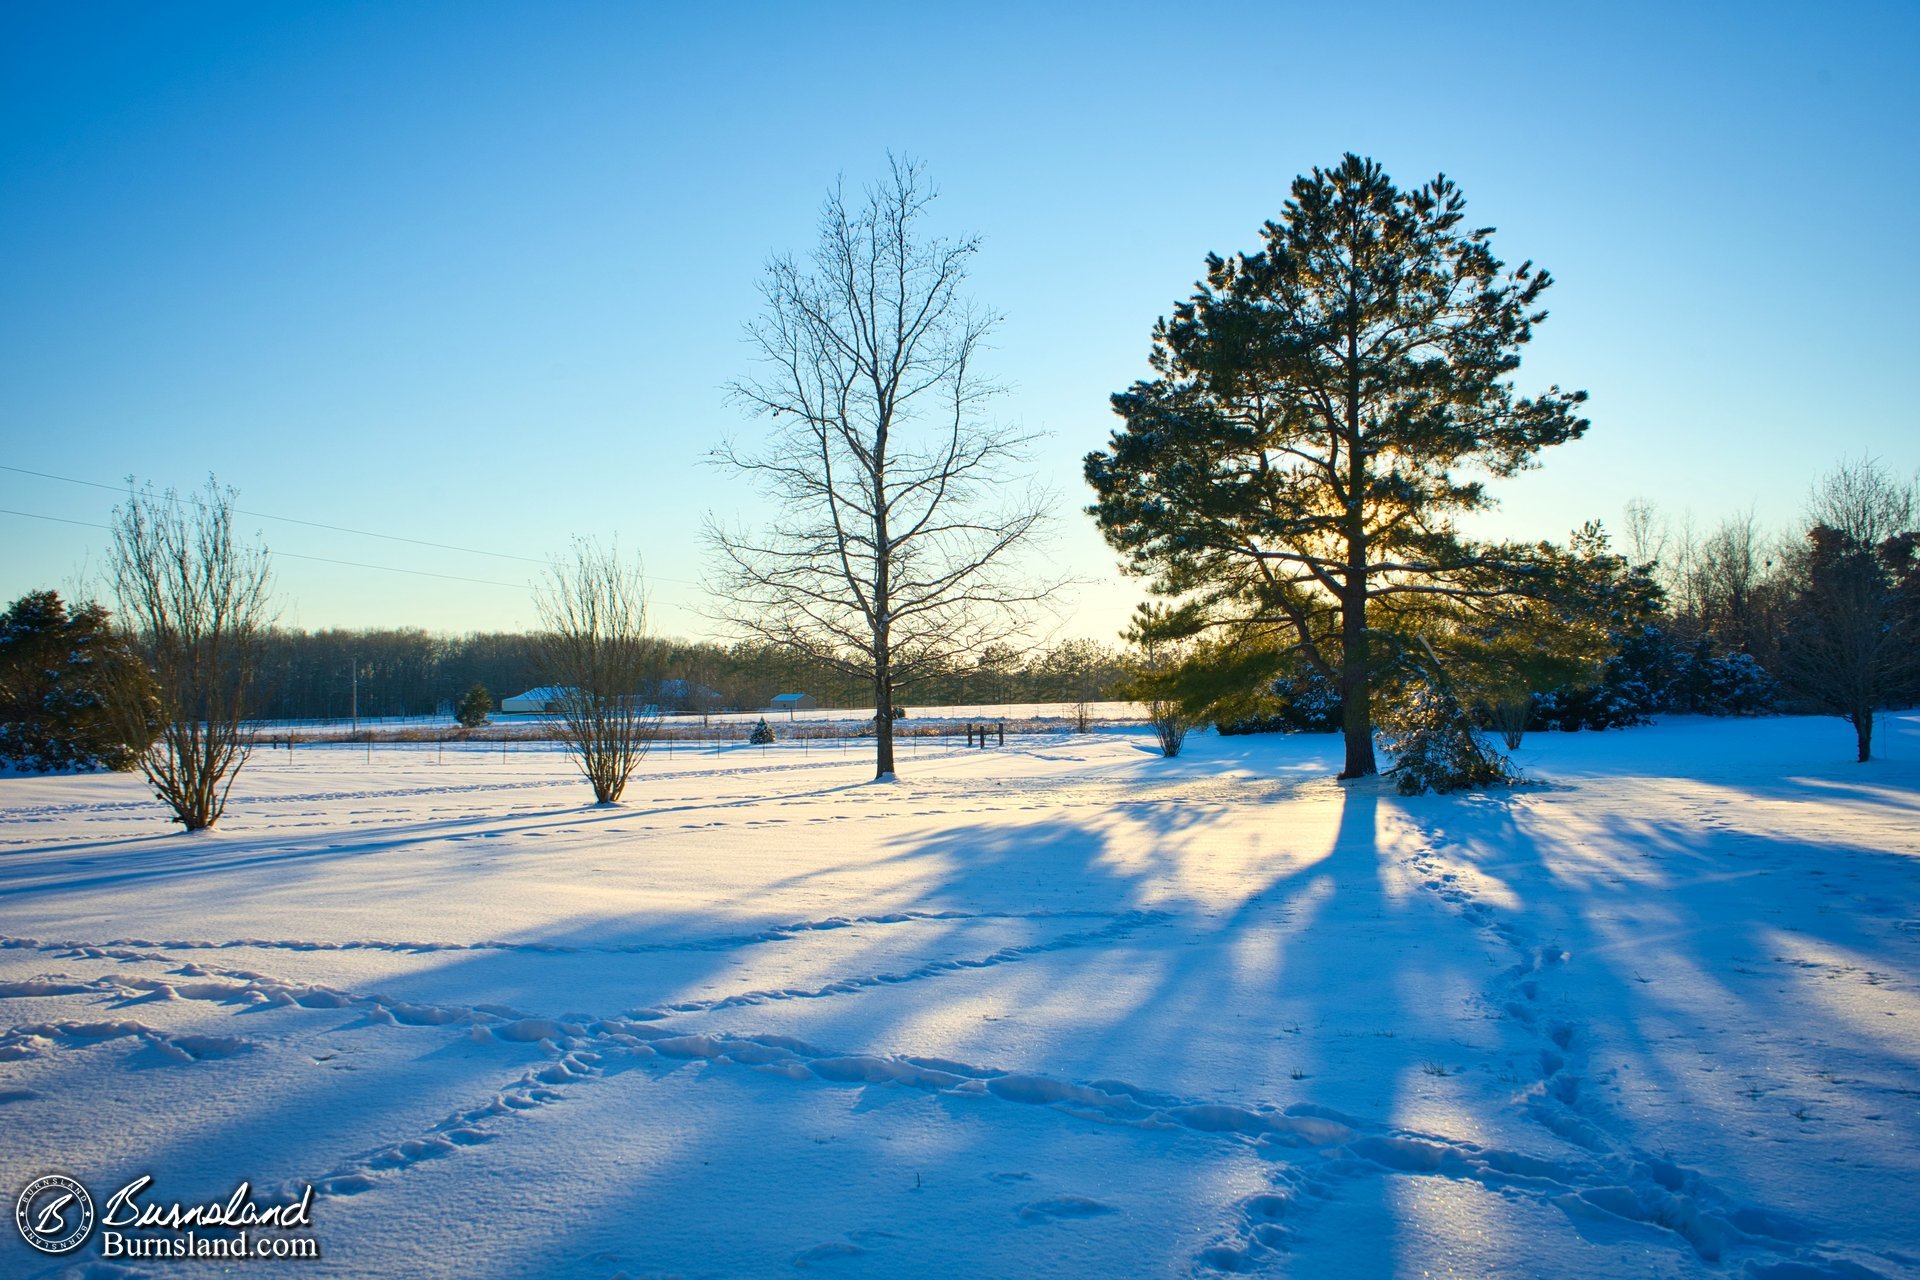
top-left (485, 744), bottom-right (1446, 1276)
top-left (0, 737), bottom-right (1397, 1276)
top-left (0, 770), bottom-right (896, 902)
top-left (1375, 761), bottom-right (1920, 1272)
top-left (13, 721), bottom-right (1909, 1276)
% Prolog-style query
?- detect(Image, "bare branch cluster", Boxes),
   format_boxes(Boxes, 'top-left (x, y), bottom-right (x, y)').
top-left (106, 478), bottom-right (274, 831)
top-left (535, 540), bottom-right (661, 803)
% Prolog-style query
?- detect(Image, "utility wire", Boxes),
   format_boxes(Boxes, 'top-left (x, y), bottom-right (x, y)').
top-left (1, 486), bottom-right (706, 591)
top-left (0, 507), bottom-right (104, 531)
top-left (0, 506), bottom-right (531, 589)
top-left (276, 553), bottom-right (529, 589)
top-left (0, 462), bottom-right (549, 564)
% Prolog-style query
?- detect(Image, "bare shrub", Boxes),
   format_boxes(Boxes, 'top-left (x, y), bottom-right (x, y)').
top-left (536, 541), bottom-right (661, 803)
top-left (1148, 699), bottom-right (1191, 757)
top-left (107, 479), bottom-right (273, 831)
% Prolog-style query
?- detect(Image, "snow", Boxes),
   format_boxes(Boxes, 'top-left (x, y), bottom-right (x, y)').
top-left (2, 714), bottom-right (1918, 1278)
top-left (250, 701), bottom-right (1148, 740)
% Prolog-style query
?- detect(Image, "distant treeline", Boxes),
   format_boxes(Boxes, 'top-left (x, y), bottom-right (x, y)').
top-left (254, 631), bottom-right (1128, 721)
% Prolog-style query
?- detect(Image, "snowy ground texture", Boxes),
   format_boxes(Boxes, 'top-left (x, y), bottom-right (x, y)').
top-left (3, 715), bottom-right (1918, 1279)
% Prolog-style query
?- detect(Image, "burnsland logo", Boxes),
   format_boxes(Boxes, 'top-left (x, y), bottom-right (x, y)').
top-left (15, 1175), bottom-right (95, 1255)
top-left (15, 1174), bottom-right (319, 1261)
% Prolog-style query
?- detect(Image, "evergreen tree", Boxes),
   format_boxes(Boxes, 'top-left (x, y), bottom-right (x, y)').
top-left (0, 590), bottom-right (156, 772)
top-left (1214, 655), bottom-right (1344, 736)
top-left (455, 682), bottom-right (492, 729)
top-left (1534, 623), bottom-right (1670, 732)
top-left (1379, 671), bottom-right (1519, 795)
top-left (1087, 155), bottom-right (1588, 778)
top-left (1666, 639), bottom-right (1777, 716)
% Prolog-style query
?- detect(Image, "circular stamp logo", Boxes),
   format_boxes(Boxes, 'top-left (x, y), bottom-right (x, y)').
top-left (15, 1174), bottom-right (95, 1255)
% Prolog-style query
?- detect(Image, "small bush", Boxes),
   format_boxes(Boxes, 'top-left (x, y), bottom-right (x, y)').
top-left (1380, 678), bottom-right (1519, 796)
top-left (1149, 699), bottom-right (1190, 757)
top-left (1215, 665), bottom-right (1342, 735)
top-left (748, 717), bottom-right (776, 745)
top-left (455, 683), bottom-right (492, 729)
top-left (1669, 642), bottom-right (1778, 716)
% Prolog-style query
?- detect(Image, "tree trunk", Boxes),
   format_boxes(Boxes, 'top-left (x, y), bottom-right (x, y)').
top-left (874, 667), bottom-right (896, 780)
top-left (1339, 665), bottom-right (1376, 778)
top-left (1338, 344), bottom-right (1376, 781)
top-left (873, 422), bottom-right (895, 782)
top-left (1338, 580), bottom-right (1377, 778)
top-left (1853, 708), bottom-right (1873, 763)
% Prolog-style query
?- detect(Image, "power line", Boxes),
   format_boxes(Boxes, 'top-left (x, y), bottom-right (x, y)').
top-left (0, 502), bottom-right (705, 592)
top-left (0, 507), bottom-right (105, 531)
top-left (275, 552), bottom-right (529, 589)
top-left (0, 462), bottom-right (549, 564)
top-left (0, 506), bottom-right (530, 589)
top-left (1, 463), bottom-right (708, 590)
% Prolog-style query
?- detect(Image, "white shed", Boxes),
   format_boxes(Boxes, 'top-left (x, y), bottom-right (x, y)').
top-left (501, 686), bottom-right (571, 714)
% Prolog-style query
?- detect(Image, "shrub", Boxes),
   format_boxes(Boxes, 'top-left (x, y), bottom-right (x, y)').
top-left (1379, 676), bottom-right (1518, 796)
top-left (1667, 640), bottom-right (1777, 716)
top-left (1533, 623), bottom-right (1670, 731)
top-left (1148, 699), bottom-right (1191, 757)
top-left (1216, 665), bottom-right (1342, 735)
top-left (455, 683), bottom-right (492, 729)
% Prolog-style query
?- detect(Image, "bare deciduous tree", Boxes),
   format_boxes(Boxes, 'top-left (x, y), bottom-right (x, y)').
top-left (1637, 501), bottom-right (1787, 662)
top-left (1781, 459), bottom-right (1918, 762)
top-left (536, 541), bottom-right (661, 804)
top-left (1622, 497), bottom-right (1668, 570)
top-left (1039, 638), bottom-right (1113, 734)
top-left (1698, 510), bottom-right (1776, 653)
top-left (708, 156), bottom-right (1054, 781)
top-left (106, 479), bottom-right (273, 831)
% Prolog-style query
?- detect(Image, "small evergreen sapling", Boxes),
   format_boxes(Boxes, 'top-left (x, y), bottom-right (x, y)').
top-left (749, 717), bottom-right (776, 745)
top-left (455, 683), bottom-right (492, 729)
top-left (1379, 644), bottom-right (1519, 795)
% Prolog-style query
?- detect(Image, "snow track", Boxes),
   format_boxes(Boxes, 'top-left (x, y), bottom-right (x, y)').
top-left (3, 720), bottom-right (1918, 1278)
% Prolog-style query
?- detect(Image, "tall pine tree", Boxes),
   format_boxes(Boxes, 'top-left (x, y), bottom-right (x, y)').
top-left (1086, 155), bottom-right (1589, 777)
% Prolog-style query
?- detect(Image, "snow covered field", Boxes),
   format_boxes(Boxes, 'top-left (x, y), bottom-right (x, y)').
top-left (2, 716), bottom-right (1918, 1279)
top-left (248, 702), bottom-right (1149, 739)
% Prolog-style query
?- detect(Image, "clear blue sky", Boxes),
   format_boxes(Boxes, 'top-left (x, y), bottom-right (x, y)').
top-left (3, 1), bottom-right (1915, 642)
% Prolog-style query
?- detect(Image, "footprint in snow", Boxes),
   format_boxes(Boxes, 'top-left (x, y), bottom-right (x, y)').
top-left (1017, 1196), bottom-right (1117, 1223)
top-left (792, 1241), bottom-right (865, 1266)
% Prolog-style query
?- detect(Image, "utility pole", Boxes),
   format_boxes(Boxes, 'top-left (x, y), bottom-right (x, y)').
top-left (350, 656), bottom-right (358, 735)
